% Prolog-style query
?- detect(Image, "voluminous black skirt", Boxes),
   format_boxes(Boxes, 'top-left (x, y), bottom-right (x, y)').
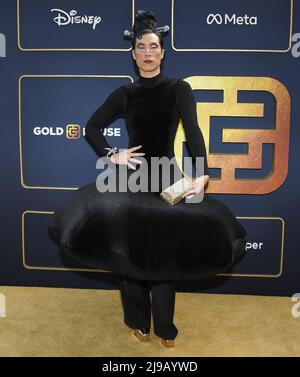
top-left (48, 167), bottom-right (246, 280)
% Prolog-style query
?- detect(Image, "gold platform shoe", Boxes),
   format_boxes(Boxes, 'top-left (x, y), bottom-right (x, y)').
top-left (133, 328), bottom-right (150, 341)
top-left (161, 339), bottom-right (175, 347)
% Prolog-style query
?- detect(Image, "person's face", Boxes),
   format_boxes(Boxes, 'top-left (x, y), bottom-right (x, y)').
top-left (132, 32), bottom-right (165, 76)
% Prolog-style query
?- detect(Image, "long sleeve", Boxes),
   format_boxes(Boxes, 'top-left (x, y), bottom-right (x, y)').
top-left (84, 85), bottom-right (127, 158)
top-left (175, 80), bottom-right (209, 176)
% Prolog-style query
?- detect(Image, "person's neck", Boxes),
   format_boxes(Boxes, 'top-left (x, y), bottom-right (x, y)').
top-left (139, 68), bottom-right (161, 79)
top-left (138, 70), bottom-right (164, 88)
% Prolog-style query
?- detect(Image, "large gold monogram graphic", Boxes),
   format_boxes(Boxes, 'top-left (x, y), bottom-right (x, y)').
top-left (174, 76), bottom-right (291, 194)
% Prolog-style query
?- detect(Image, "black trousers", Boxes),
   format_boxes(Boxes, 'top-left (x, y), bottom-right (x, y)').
top-left (118, 274), bottom-right (178, 340)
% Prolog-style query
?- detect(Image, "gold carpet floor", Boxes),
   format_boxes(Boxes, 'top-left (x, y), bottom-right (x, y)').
top-left (0, 285), bottom-right (299, 357)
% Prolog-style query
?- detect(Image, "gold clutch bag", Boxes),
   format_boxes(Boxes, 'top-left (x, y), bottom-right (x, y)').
top-left (160, 177), bottom-right (193, 205)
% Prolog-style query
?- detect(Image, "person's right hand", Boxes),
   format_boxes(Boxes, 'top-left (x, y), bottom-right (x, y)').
top-left (110, 145), bottom-right (145, 170)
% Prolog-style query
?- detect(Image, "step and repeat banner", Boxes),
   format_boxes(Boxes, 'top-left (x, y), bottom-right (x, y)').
top-left (0, 0), bottom-right (299, 296)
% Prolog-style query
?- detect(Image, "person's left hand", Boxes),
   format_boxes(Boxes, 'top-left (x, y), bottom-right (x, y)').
top-left (185, 175), bottom-right (209, 199)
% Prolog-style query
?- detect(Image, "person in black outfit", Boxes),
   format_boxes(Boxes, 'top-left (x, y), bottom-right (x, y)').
top-left (85, 12), bottom-right (207, 347)
top-left (48, 10), bottom-right (246, 348)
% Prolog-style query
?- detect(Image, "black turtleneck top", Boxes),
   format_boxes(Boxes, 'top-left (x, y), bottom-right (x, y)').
top-left (85, 71), bottom-right (209, 176)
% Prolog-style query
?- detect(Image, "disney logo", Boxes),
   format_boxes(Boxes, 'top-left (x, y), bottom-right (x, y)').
top-left (51, 9), bottom-right (101, 30)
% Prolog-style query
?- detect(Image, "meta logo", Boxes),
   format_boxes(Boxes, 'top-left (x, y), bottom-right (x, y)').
top-left (51, 9), bottom-right (101, 30)
top-left (291, 33), bottom-right (300, 58)
top-left (32, 125), bottom-right (121, 139)
top-left (207, 13), bottom-right (258, 26)
top-left (0, 33), bottom-right (6, 58)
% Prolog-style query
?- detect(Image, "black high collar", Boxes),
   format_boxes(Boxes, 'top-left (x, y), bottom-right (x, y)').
top-left (138, 71), bottom-right (165, 88)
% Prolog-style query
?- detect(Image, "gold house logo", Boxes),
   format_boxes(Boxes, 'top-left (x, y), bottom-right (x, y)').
top-left (174, 76), bottom-right (291, 194)
top-left (66, 124), bottom-right (80, 139)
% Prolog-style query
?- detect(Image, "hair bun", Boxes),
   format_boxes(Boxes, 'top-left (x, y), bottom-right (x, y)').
top-left (123, 9), bottom-right (169, 40)
top-left (133, 10), bottom-right (158, 36)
